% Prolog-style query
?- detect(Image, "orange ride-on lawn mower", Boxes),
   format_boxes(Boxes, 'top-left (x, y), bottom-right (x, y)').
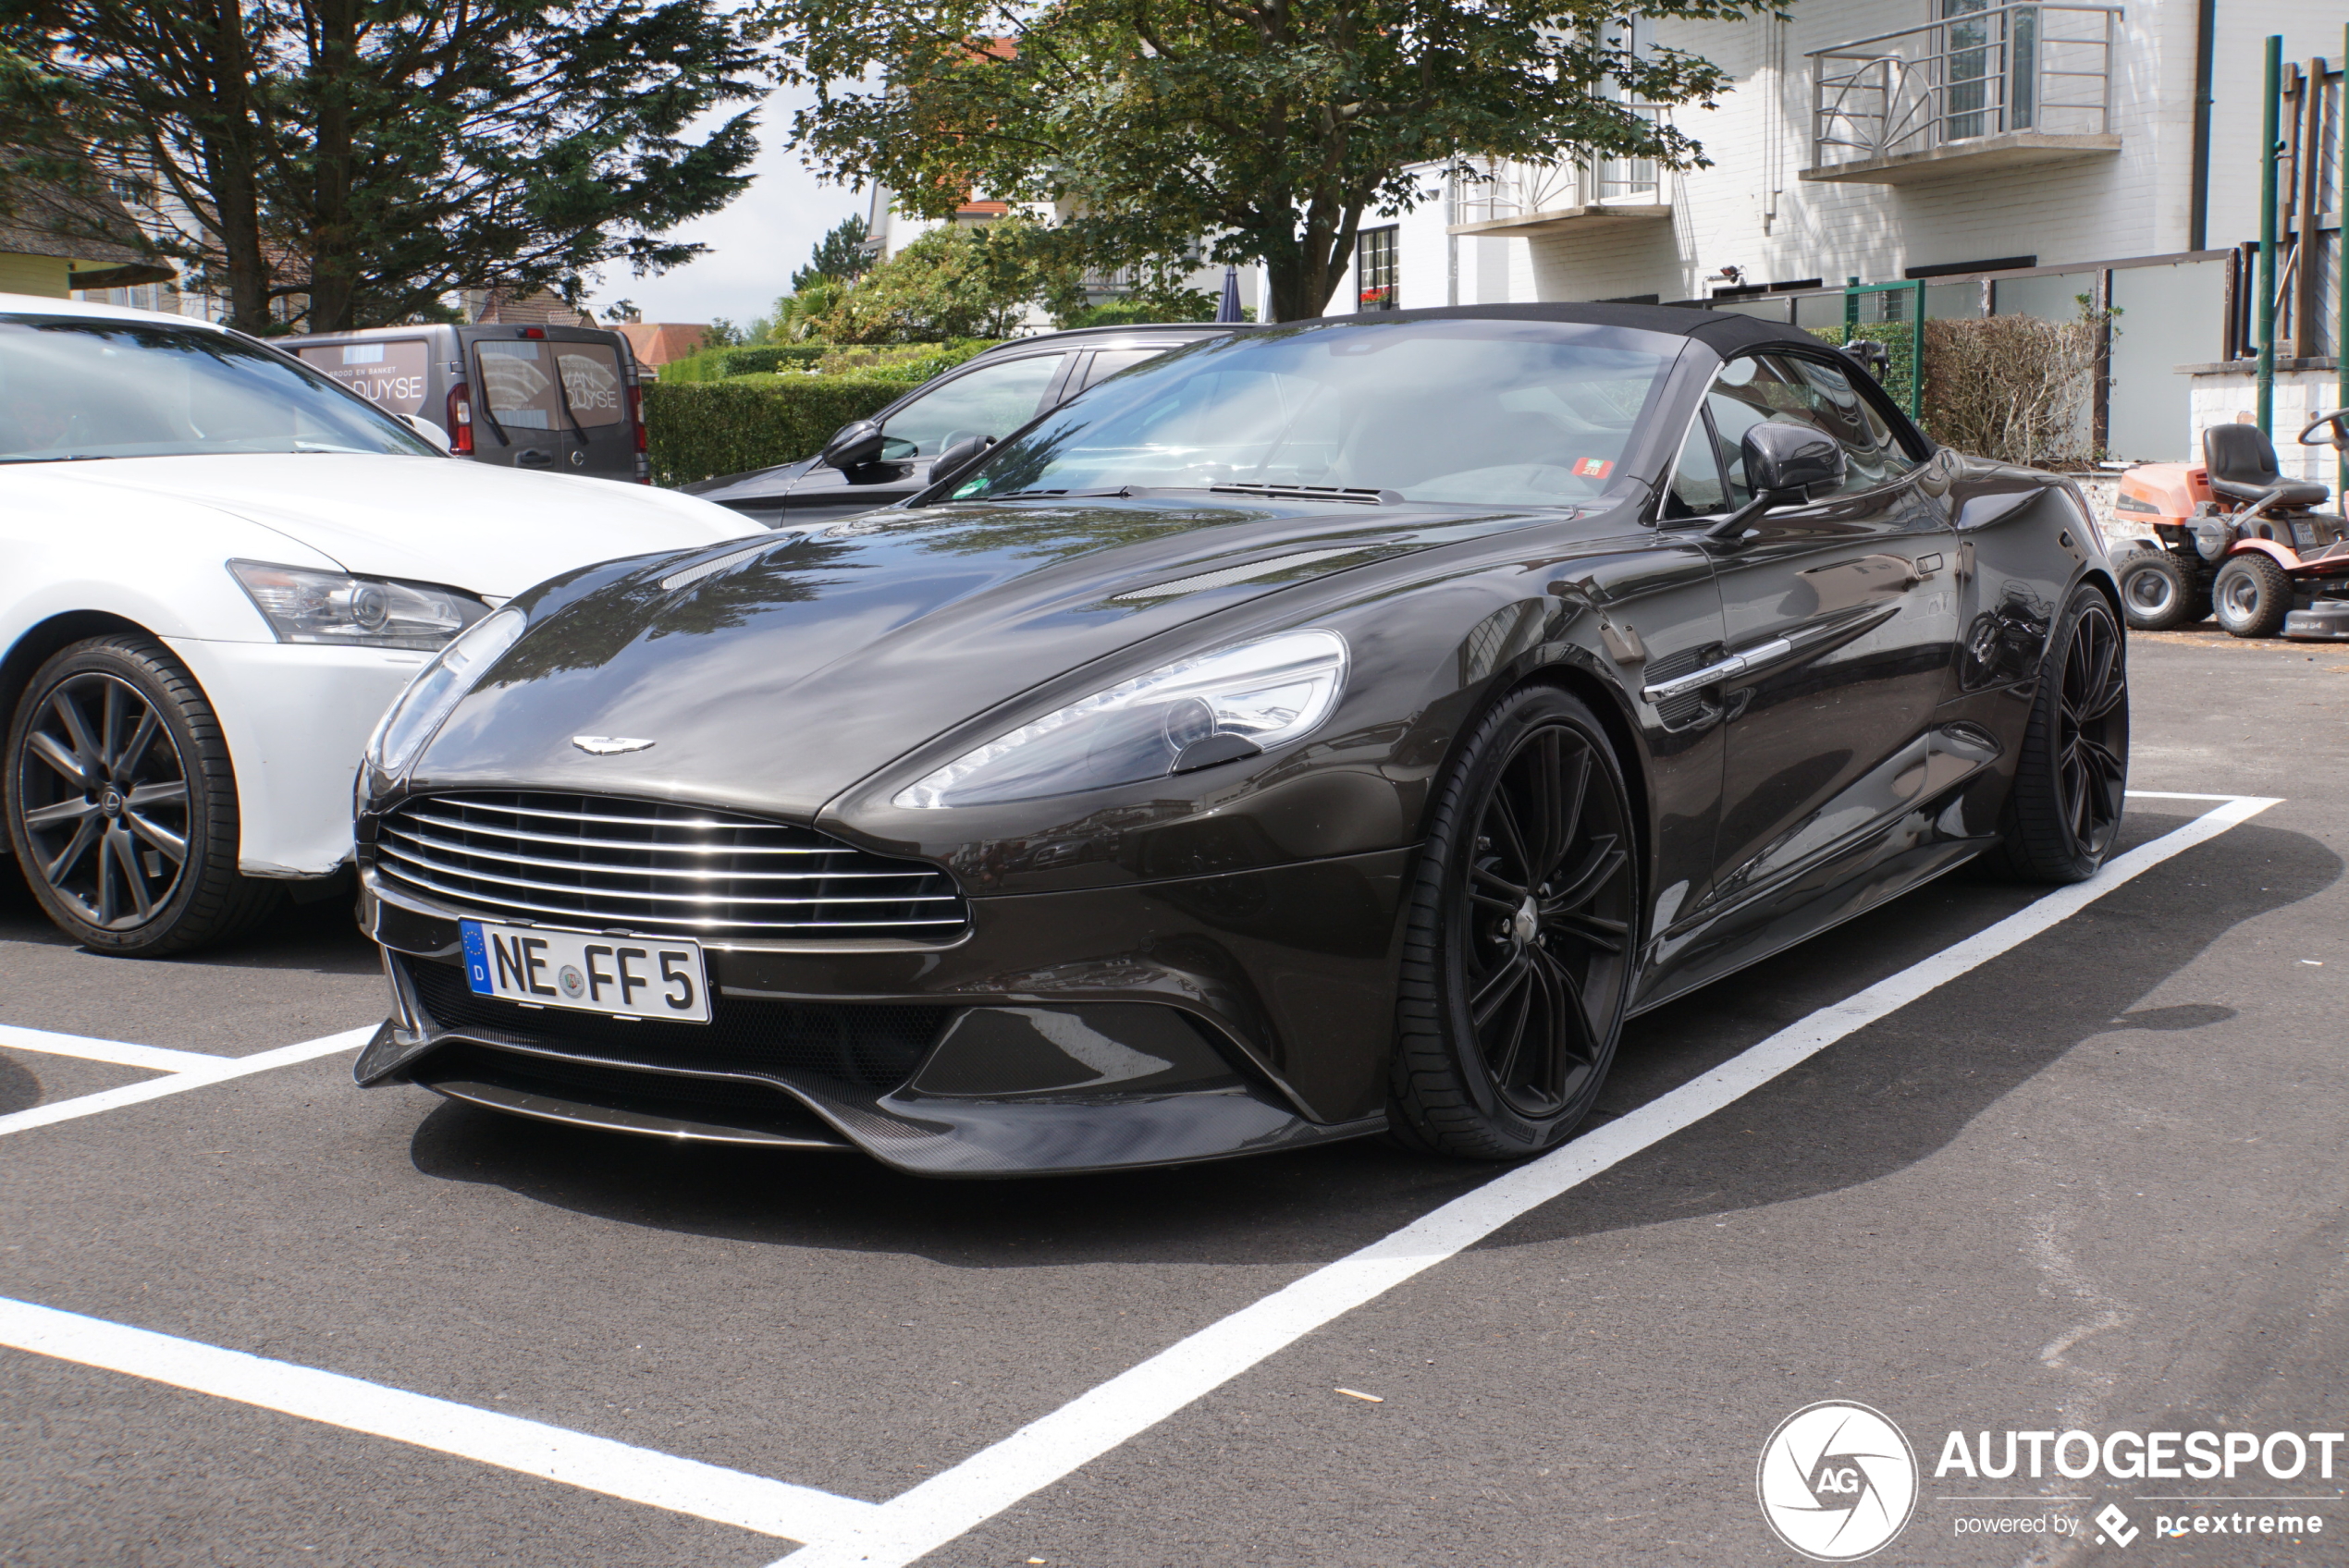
top-left (2112, 410), bottom-right (2349, 639)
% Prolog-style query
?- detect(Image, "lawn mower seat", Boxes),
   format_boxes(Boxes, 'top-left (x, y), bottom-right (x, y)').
top-left (2203, 423), bottom-right (2331, 508)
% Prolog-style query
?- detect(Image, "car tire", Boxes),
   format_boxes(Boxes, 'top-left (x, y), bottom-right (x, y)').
top-left (2116, 550), bottom-right (2209, 631)
top-left (4, 635), bottom-right (279, 956)
top-left (1390, 683), bottom-right (1639, 1160)
top-left (1990, 588), bottom-right (2129, 885)
top-left (2211, 552), bottom-right (2294, 638)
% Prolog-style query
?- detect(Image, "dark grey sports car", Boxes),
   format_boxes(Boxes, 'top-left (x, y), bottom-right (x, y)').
top-left (352, 304), bottom-right (2129, 1177)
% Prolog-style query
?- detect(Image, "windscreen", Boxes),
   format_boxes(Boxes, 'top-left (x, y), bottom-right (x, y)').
top-left (950, 318), bottom-right (1675, 508)
top-left (0, 316), bottom-right (440, 462)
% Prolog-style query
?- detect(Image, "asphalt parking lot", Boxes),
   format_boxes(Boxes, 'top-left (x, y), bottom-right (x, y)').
top-left (1, 628), bottom-right (2345, 1568)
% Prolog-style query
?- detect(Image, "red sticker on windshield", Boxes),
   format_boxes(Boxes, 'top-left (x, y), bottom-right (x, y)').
top-left (1572, 458), bottom-right (1614, 479)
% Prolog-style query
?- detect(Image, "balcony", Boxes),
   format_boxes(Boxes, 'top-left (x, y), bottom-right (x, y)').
top-left (1802, 4), bottom-right (2122, 186)
top-left (1445, 131), bottom-right (1672, 239)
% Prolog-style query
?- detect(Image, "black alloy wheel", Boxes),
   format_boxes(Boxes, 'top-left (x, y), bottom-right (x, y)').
top-left (1993, 588), bottom-right (2130, 884)
top-left (1392, 685), bottom-right (1638, 1159)
top-left (5, 636), bottom-right (277, 955)
top-left (2115, 549), bottom-right (2208, 631)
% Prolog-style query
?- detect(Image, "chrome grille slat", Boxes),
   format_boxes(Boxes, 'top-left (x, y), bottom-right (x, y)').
top-left (375, 841), bottom-right (962, 906)
top-left (375, 791), bottom-right (969, 940)
top-left (378, 864), bottom-right (955, 932)
top-left (383, 824), bottom-right (930, 883)
top-left (403, 810), bottom-right (857, 856)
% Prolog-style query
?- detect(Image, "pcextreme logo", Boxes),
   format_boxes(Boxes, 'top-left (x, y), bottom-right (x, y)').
top-left (1757, 1402), bottom-right (1921, 1562)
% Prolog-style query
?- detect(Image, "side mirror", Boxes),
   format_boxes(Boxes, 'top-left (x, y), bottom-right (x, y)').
top-left (1703, 423), bottom-right (1846, 540)
top-left (821, 418), bottom-right (888, 471)
top-left (400, 413), bottom-right (452, 454)
top-left (1742, 422), bottom-right (1845, 496)
top-left (930, 433), bottom-right (995, 488)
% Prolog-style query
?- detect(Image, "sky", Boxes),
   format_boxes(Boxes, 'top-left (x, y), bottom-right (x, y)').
top-left (580, 82), bottom-right (866, 330)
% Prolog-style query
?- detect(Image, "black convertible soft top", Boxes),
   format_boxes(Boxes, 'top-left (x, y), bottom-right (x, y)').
top-left (1306, 300), bottom-right (1826, 358)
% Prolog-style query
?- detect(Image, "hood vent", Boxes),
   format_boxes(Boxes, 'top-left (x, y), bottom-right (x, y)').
top-left (1208, 483), bottom-right (1392, 505)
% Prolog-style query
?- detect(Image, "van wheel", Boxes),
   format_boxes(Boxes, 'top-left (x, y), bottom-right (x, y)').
top-left (5, 636), bottom-right (278, 956)
top-left (1391, 685), bottom-right (1638, 1160)
top-left (2211, 554), bottom-right (2294, 639)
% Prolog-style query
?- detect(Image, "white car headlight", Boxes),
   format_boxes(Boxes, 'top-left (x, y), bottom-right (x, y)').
top-left (229, 560), bottom-right (487, 651)
top-left (365, 607), bottom-right (527, 776)
top-left (893, 630), bottom-right (1348, 809)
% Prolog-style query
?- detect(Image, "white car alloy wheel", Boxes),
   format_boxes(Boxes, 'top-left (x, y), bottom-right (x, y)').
top-left (6, 637), bottom-right (277, 955)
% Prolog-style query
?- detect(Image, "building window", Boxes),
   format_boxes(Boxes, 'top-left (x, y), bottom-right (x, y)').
top-left (1357, 227), bottom-right (1398, 312)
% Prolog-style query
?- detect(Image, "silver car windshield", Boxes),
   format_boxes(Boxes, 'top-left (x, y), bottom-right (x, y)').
top-left (948, 318), bottom-right (1674, 508)
top-left (0, 315), bottom-right (440, 462)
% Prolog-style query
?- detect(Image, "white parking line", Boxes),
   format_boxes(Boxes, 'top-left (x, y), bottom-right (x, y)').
top-left (0, 1296), bottom-right (877, 1545)
top-left (0, 1022), bottom-right (228, 1074)
top-left (771, 793), bottom-right (2281, 1568)
top-left (0, 1025), bottom-right (375, 1140)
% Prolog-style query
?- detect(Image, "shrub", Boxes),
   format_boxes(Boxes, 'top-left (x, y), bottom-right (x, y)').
top-left (645, 375), bottom-right (904, 486)
top-left (655, 343), bottom-right (831, 384)
top-left (814, 338), bottom-right (996, 383)
top-left (1811, 313), bottom-right (2101, 466)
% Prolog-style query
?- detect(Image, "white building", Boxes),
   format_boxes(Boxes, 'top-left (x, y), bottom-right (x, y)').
top-left (1315, 0), bottom-right (2347, 468)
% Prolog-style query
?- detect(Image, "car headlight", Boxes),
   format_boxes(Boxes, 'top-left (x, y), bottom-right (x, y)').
top-left (893, 630), bottom-right (1348, 809)
top-left (229, 559), bottom-right (488, 651)
top-left (364, 606), bottom-right (528, 776)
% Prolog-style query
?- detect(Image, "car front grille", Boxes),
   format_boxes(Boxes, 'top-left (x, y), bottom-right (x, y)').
top-left (405, 955), bottom-right (953, 1096)
top-left (374, 790), bottom-right (966, 941)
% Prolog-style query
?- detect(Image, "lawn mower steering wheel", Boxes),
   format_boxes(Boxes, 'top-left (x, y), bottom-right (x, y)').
top-left (2297, 408), bottom-right (2349, 447)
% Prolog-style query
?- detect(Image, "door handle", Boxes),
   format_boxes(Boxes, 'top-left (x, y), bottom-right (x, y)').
top-left (1641, 638), bottom-right (1792, 704)
top-left (515, 447), bottom-right (552, 468)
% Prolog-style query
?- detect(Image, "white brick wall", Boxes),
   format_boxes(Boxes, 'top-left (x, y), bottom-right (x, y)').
top-left (2189, 368), bottom-right (2347, 486)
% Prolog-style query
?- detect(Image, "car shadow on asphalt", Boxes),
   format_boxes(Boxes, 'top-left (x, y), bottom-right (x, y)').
top-left (0, 856), bottom-right (377, 976)
top-left (400, 814), bottom-right (2337, 1269)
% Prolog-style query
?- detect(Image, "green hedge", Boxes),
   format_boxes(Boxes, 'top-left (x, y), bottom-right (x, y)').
top-left (656, 343), bottom-right (832, 384)
top-left (1808, 323), bottom-right (1917, 415)
top-left (645, 375), bottom-right (905, 486)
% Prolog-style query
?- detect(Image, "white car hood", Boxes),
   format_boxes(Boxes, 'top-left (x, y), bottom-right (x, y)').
top-left (57, 454), bottom-right (761, 599)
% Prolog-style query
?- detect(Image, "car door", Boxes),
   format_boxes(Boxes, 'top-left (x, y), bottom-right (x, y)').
top-left (774, 349), bottom-right (1076, 528)
top-left (462, 330), bottom-right (638, 482)
top-left (1695, 350), bottom-right (1959, 912)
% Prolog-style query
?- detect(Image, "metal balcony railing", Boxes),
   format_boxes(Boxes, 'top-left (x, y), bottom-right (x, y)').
top-left (1448, 106), bottom-right (1667, 227)
top-left (1807, 4), bottom-right (2121, 168)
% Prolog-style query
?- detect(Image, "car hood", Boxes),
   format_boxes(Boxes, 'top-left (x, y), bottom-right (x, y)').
top-left (411, 495), bottom-right (1577, 819)
top-left (680, 456), bottom-right (819, 503)
top-left (53, 454), bottom-right (758, 598)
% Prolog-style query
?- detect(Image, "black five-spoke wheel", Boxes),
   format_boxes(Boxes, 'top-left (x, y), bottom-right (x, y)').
top-left (5, 636), bottom-right (277, 955)
top-left (1996, 588), bottom-right (2130, 883)
top-left (1394, 685), bottom-right (1637, 1158)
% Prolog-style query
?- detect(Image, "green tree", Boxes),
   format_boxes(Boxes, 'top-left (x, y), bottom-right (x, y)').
top-left (802, 217), bottom-right (1045, 341)
top-left (767, 0), bottom-right (1772, 321)
top-left (1, 0), bottom-right (769, 333)
top-left (790, 212), bottom-right (870, 292)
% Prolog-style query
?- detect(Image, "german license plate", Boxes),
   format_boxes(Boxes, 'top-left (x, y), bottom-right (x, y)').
top-left (459, 920), bottom-right (710, 1023)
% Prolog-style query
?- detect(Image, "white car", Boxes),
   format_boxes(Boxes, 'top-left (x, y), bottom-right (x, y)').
top-left (0, 293), bottom-right (761, 955)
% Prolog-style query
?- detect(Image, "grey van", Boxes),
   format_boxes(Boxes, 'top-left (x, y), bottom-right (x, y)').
top-left (275, 323), bottom-right (648, 484)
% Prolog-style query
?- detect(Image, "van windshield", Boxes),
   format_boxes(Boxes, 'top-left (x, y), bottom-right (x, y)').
top-left (0, 315), bottom-right (440, 462)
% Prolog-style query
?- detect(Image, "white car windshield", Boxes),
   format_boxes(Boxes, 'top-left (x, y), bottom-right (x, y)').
top-left (948, 317), bottom-right (1675, 509)
top-left (0, 314), bottom-right (441, 462)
